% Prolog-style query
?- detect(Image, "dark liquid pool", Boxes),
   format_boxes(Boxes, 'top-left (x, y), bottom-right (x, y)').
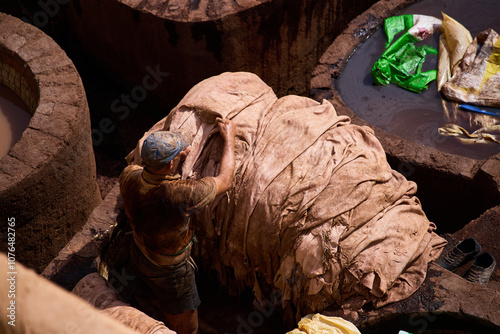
top-left (0, 83), bottom-right (31, 159)
top-left (337, 0), bottom-right (500, 160)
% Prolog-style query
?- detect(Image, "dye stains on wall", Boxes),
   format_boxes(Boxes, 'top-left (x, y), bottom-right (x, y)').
top-left (62, 0), bottom-right (378, 109)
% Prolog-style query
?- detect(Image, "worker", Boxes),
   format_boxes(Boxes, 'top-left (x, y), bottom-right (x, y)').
top-left (119, 118), bottom-right (236, 334)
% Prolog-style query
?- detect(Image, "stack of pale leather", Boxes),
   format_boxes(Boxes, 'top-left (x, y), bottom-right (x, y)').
top-left (0, 253), bottom-right (172, 334)
top-left (127, 72), bottom-right (446, 322)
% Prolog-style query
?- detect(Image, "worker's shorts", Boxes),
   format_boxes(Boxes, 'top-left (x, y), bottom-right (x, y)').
top-left (130, 241), bottom-right (201, 315)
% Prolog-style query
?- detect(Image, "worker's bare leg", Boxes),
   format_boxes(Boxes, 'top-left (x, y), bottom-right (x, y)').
top-left (163, 309), bottom-right (199, 334)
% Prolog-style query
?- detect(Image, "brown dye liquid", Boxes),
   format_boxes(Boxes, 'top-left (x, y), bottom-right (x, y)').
top-left (0, 83), bottom-right (31, 159)
top-left (337, 0), bottom-right (500, 160)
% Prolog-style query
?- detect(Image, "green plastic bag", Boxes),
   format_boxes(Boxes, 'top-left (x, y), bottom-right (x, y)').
top-left (371, 15), bottom-right (438, 93)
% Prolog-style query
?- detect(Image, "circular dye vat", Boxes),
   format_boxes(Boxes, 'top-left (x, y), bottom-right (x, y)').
top-left (336, 0), bottom-right (500, 160)
top-left (311, 0), bottom-right (500, 233)
top-left (0, 83), bottom-right (31, 159)
top-left (0, 13), bottom-right (101, 273)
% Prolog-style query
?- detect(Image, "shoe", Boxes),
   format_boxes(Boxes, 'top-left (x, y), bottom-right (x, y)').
top-left (435, 237), bottom-right (481, 272)
top-left (464, 253), bottom-right (496, 286)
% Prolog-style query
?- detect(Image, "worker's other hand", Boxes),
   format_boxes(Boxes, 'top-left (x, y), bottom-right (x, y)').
top-left (216, 117), bottom-right (236, 143)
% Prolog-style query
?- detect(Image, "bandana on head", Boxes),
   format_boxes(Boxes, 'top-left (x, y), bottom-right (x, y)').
top-left (141, 129), bottom-right (193, 171)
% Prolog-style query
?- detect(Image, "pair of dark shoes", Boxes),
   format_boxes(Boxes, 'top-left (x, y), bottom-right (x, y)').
top-left (436, 237), bottom-right (496, 286)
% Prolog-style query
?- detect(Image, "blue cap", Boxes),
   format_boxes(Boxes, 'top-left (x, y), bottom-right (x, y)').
top-left (141, 129), bottom-right (193, 171)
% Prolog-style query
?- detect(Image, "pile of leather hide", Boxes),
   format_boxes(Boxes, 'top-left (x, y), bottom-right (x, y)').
top-left (127, 72), bottom-right (446, 322)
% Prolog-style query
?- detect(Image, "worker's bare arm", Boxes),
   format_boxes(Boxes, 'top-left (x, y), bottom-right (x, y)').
top-left (213, 118), bottom-right (236, 195)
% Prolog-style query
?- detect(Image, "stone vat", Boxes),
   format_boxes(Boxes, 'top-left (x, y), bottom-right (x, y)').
top-left (310, 0), bottom-right (500, 233)
top-left (0, 13), bottom-right (101, 273)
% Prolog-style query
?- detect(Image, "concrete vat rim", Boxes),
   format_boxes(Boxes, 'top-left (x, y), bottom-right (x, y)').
top-left (0, 12), bottom-right (101, 272)
top-left (113, 0), bottom-right (272, 22)
top-left (0, 12), bottom-right (87, 192)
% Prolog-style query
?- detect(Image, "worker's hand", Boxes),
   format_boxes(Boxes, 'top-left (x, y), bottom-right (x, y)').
top-left (214, 117), bottom-right (236, 195)
top-left (215, 117), bottom-right (236, 143)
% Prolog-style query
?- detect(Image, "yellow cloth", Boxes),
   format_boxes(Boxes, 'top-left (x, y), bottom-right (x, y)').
top-left (286, 314), bottom-right (361, 334)
top-left (437, 12), bottom-right (472, 90)
top-left (438, 14), bottom-right (500, 144)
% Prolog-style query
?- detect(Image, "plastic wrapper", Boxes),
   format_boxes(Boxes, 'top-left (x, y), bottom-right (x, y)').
top-left (437, 13), bottom-right (500, 144)
top-left (372, 15), bottom-right (441, 93)
top-left (437, 13), bottom-right (473, 90)
top-left (441, 29), bottom-right (500, 107)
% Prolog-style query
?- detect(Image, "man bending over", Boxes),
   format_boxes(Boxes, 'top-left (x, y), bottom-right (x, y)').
top-left (120, 118), bottom-right (236, 334)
